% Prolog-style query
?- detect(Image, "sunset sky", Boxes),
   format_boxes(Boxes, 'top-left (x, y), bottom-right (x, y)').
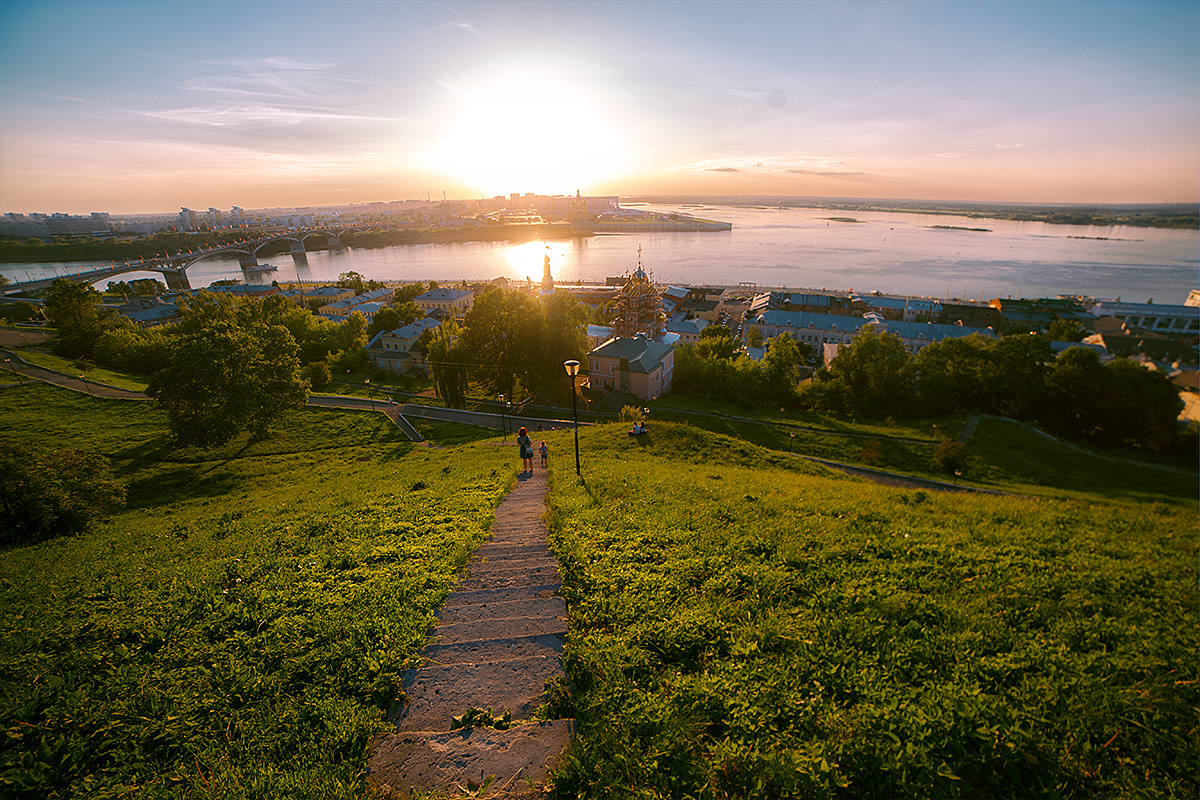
top-left (1, 0), bottom-right (1197, 214)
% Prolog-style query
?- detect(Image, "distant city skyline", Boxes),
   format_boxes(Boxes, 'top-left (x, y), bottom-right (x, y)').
top-left (1, 0), bottom-right (1197, 215)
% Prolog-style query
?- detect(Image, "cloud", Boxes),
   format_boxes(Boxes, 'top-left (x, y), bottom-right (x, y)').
top-left (6, 88), bottom-right (89, 104)
top-left (707, 166), bottom-right (740, 172)
top-left (993, 143), bottom-right (1025, 149)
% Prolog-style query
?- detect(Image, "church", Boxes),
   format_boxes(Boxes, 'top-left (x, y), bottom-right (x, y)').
top-left (586, 250), bottom-right (675, 401)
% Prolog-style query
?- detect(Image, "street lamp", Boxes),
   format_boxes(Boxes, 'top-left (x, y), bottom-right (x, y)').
top-left (4, 358), bottom-right (19, 385)
top-left (506, 400), bottom-right (513, 439)
top-left (564, 360), bottom-right (581, 476)
top-left (499, 394), bottom-right (507, 440)
top-left (79, 375), bottom-right (93, 397)
top-left (365, 378), bottom-right (374, 411)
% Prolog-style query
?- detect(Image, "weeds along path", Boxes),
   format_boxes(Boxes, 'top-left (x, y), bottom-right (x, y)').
top-left (368, 464), bottom-right (574, 798)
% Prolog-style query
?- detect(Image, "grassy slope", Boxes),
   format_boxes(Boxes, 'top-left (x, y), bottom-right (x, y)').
top-left (0, 384), bottom-right (516, 798)
top-left (546, 421), bottom-right (1198, 799)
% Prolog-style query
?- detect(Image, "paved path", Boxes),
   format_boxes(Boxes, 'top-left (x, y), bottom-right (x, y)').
top-left (368, 466), bottom-right (573, 798)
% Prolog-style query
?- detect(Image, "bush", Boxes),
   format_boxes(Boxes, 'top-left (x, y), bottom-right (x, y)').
top-left (303, 360), bottom-right (332, 391)
top-left (0, 443), bottom-right (125, 544)
top-left (932, 440), bottom-right (970, 477)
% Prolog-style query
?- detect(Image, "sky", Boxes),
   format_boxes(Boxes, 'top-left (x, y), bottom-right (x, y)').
top-left (1, 0), bottom-right (1197, 214)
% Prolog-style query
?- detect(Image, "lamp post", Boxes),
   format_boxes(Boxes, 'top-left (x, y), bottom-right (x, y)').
top-left (564, 360), bottom-right (581, 476)
top-left (4, 358), bottom-right (19, 385)
top-left (79, 375), bottom-right (93, 397)
top-left (365, 378), bottom-right (374, 411)
top-left (499, 394), bottom-right (507, 440)
top-left (506, 400), bottom-right (513, 439)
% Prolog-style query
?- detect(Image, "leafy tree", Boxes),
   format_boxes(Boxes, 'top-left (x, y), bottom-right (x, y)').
top-left (426, 319), bottom-right (470, 408)
top-left (461, 288), bottom-right (545, 397)
top-left (542, 292), bottom-right (588, 375)
top-left (337, 271), bottom-right (366, 293)
top-left (1047, 318), bottom-right (1087, 342)
top-left (760, 333), bottom-right (808, 403)
top-left (1042, 346), bottom-right (1109, 441)
top-left (694, 325), bottom-right (736, 360)
top-left (1098, 358), bottom-right (1183, 451)
top-left (987, 333), bottom-right (1052, 420)
top-left (0, 443), bottom-right (125, 545)
top-left (913, 334), bottom-right (996, 416)
top-left (43, 279), bottom-right (129, 358)
top-left (745, 326), bottom-right (765, 348)
top-left (810, 326), bottom-right (916, 418)
top-left (302, 361), bottom-right (332, 391)
top-left (93, 327), bottom-right (175, 374)
top-left (147, 321), bottom-right (308, 446)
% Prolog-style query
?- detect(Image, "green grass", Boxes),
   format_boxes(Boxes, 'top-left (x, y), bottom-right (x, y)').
top-left (9, 349), bottom-right (150, 393)
top-left (546, 421), bottom-right (1198, 799)
top-left (651, 407), bottom-right (1197, 506)
top-left (0, 383), bottom-right (515, 798)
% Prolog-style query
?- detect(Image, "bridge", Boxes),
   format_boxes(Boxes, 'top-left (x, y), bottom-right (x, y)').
top-left (2, 225), bottom-right (371, 294)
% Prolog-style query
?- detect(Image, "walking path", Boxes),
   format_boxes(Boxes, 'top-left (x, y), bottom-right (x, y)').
top-left (368, 466), bottom-right (574, 798)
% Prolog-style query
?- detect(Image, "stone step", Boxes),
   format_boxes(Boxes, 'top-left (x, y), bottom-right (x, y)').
top-left (420, 631), bottom-right (565, 667)
top-left (430, 614), bottom-right (567, 646)
top-left (472, 542), bottom-right (555, 559)
top-left (369, 719), bottom-right (575, 798)
top-left (464, 559), bottom-right (560, 581)
top-left (441, 583), bottom-right (562, 609)
top-left (452, 567), bottom-right (559, 593)
top-left (436, 596), bottom-right (566, 626)
top-left (395, 655), bottom-right (566, 731)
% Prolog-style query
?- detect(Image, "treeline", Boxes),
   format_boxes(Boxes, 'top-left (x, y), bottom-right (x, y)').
top-left (802, 326), bottom-right (1186, 453)
top-left (673, 326), bottom-right (811, 407)
top-left (0, 231), bottom-right (255, 264)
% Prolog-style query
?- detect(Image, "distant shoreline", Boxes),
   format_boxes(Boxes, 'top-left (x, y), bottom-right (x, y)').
top-left (630, 196), bottom-right (1199, 230)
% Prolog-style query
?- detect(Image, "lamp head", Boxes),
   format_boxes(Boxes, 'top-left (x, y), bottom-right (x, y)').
top-left (564, 359), bottom-right (580, 377)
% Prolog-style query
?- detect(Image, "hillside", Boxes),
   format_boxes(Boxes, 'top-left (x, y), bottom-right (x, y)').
top-left (1, 385), bottom-right (1196, 798)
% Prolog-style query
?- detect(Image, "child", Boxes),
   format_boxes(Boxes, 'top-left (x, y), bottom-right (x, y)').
top-left (539, 441), bottom-right (549, 468)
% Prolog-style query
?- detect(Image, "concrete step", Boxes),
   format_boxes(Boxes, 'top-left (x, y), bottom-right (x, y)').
top-left (395, 654), bottom-right (566, 731)
top-left (431, 614), bottom-right (567, 646)
top-left (420, 631), bottom-right (566, 667)
top-left (436, 596), bottom-right (566, 627)
top-left (441, 583), bottom-right (562, 609)
top-left (369, 719), bottom-right (575, 798)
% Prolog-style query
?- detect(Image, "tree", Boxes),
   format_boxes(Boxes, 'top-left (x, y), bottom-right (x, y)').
top-left (1047, 318), bottom-right (1087, 342)
top-left (43, 279), bottom-right (128, 358)
top-left (461, 288), bottom-right (545, 397)
top-left (426, 319), bottom-right (470, 408)
top-left (542, 292), bottom-right (588, 374)
top-left (337, 271), bottom-right (366, 294)
top-left (147, 321), bottom-right (308, 445)
top-left (761, 333), bottom-right (808, 403)
top-left (812, 326), bottom-right (916, 418)
top-left (913, 334), bottom-right (995, 416)
top-left (746, 326), bottom-right (765, 348)
top-left (694, 325), bottom-right (736, 360)
top-left (0, 443), bottom-right (125, 545)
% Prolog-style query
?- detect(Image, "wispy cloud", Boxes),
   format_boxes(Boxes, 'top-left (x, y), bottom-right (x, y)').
top-left (5, 88), bottom-right (89, 103)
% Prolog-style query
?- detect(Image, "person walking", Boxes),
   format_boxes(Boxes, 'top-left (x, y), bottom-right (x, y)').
top-left (517, 426), bottom-right (535, 473)
top-left (539, 441), bottom-right (549, 468)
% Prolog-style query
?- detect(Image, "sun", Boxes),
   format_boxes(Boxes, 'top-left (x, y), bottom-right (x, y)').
top-left (430, 67), bottom-right (629, 196)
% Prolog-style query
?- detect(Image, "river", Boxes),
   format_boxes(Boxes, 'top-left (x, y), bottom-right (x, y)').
top-left (3, 204), bottom-right (1196, 303)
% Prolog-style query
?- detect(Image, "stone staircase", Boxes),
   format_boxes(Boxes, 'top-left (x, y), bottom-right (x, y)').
top-left (368, 468), bottom-right (573, 797)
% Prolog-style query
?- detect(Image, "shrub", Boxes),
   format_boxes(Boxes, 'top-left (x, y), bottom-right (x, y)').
top-left (932, 440), bottom-right (970, 476)
top-left (0, 443), bottom-right (125, 544)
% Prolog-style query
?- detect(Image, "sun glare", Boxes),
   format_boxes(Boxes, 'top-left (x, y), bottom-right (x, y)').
top-left (431, 68), bottom-right (628, 197)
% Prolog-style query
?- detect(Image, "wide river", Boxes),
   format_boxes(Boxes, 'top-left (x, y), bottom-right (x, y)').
top-left (4, 204), bottom-right (1197, 304)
